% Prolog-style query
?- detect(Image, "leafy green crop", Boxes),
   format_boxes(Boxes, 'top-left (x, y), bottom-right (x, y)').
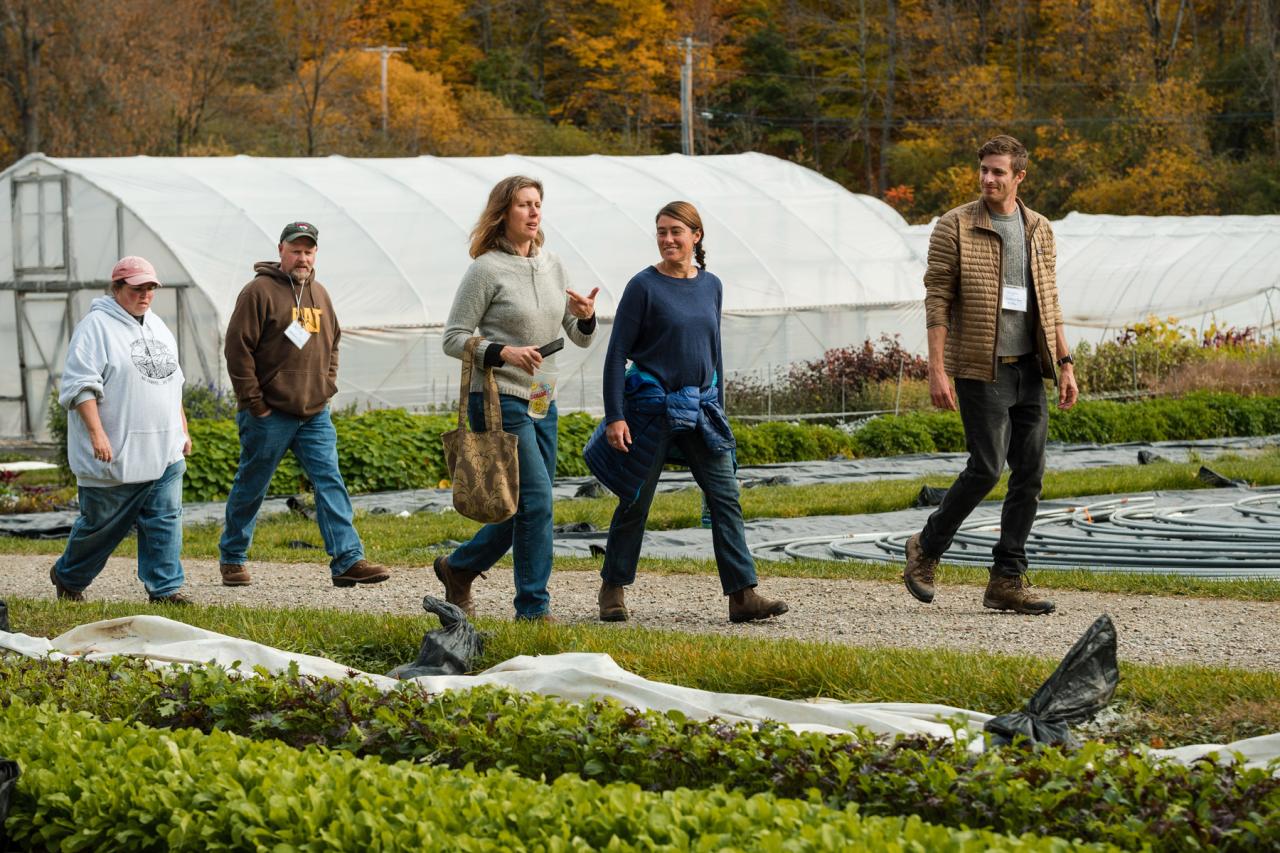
top-left (2, 656), bottom-right (1275, 850)
top-left (0, 698), bottom-right (1090, 852)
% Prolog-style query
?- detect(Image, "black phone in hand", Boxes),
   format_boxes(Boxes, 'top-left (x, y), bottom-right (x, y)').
top-left (537, 338), bottom-right (565, 357)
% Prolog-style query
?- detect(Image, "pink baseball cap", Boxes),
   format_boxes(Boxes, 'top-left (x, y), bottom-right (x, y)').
top-left (111, 256), bottom-right (161, 287)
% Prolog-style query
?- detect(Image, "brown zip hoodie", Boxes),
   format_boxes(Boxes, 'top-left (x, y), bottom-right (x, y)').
top-left (225, 261), bottom-right (340, 417)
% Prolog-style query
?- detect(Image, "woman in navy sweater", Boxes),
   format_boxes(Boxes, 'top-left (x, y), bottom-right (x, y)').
top-left (589, 201), bottom-right (789, 624)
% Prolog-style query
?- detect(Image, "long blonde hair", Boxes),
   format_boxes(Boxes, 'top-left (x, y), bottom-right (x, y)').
top-left (469, 175), bottom-right (545, 259)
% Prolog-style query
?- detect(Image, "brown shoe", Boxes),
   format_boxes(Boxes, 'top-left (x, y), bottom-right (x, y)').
top-left (332, 559), bottom-right (392, 588)
top-left (434, 555), bottom-right (483, 618)
top-left (50, 565), bottom-right (85, 602)
top-left (149, 591), bottom-right (193, 605)
top-left (220, 563), bottom-right (252, 586)
top-left (728, 586), bottom-right (789, 623)
top-left (598, 581), bottom-right (628, 622)
top-left (983, 573), bottom-right (1056, 615)
top-left (903, 533), bottom-right (939, 604)
top-left (516, 612), bottom-right (557, 623)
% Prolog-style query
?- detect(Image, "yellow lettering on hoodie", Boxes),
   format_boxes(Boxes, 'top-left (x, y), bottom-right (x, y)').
top-left (293, 306), bottom-right (323, 334)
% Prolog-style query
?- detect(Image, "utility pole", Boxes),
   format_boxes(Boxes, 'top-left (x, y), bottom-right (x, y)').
top-left (362, 45), bottom-right (407, 134)
top-left (670, 36), bottom-right (706, 155)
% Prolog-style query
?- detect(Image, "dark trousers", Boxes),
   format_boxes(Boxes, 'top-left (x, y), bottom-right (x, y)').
top-left (919, 356), bottom-right (1047, 577)
top-left (601, 430), bottom-right (758, 596)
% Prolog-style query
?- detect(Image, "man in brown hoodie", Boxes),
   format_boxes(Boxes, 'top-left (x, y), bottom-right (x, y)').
top-left (217, 222), bottom-right (390, 588)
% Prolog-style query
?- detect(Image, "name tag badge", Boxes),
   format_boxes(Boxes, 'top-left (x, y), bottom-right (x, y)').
top-left (1002, 285), bottom-right (1028, 313)
top-left (285, 320), bottom-right (312, 349)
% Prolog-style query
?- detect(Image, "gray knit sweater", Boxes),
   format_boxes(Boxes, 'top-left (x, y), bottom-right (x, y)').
top-left (442, 248), bottom-right (595, 399)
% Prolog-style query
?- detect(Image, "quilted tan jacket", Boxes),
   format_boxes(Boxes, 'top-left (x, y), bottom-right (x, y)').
top-left (923, 198), bottom-right (1062, 382)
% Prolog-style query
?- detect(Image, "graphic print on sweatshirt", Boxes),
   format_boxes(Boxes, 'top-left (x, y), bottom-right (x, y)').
top-left (131, 337), bottom-right (178, 383)
top-left (293, 306), bottom-right (324, 334)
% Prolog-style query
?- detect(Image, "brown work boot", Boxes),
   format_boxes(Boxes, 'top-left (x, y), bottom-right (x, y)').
top-left (728, 586), bottom-right (789, 623)
top-left (983, 572), bottom-right (1056, 615)
top-left (50, 565), bottom-right (85, 602)
top-left (434, 555), bottom-right (483, 617)
top-left (516, 612), bottom-right (558, 623)
top-left (220, 563), bottom-right (252, 586)
top-left (903, 533), bottom-right (939, 604)
top-left (598, 581), bottom-right (628, 622)
top-left (149, 591), bottom-right (193, 606)
top-left (332, 559), bottom-right (392, 588)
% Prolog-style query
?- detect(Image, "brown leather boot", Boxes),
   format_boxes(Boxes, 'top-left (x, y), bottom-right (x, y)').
top-left (598, 581), bottom-right (628, 622)
top-left (434, 555), bottom-right (483, 618)
top-left (219, 563), bottom-right (252, 587)
top-left (50, 565), bottom-right (85, 602)
top-left (149, 591), bottom-right (194, 605)
top-left (983, 572), bottom-right (1056, 615)
top-left (332, 559), bottom-right (391, 587)
top-left (728, 586), bottom-right (789, 623)
top-left (902, 533), bottom-right (938, 604)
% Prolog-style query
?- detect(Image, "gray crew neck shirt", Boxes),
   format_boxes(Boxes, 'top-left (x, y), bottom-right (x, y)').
top-left (988, 206), bottom-right (1035, 357)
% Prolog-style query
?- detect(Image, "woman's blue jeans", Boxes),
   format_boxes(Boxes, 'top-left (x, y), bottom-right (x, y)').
top-left (219, 407), bottom-right (364, 576)
top-left (602, 431), bottom-right (758, 595)
top-left (53, 459), bottom-right (186, 597)
top-left (448, 393), bottom-right (558, 618)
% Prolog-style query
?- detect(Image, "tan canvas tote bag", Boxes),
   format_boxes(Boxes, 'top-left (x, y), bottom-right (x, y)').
top-left (442, 337), bottom-right (520, 523)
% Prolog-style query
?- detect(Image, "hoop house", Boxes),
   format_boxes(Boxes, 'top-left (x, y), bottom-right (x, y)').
top-left (0, 152), bottom-right (924, 438)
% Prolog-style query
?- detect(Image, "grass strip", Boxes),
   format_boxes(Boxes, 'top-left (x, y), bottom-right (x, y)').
top-left (3, 656), bottom-right (1275, 851)
top-left (0, 699), bottom-right (1092, 852)
top-left (5, 597), bottom-right (1278, 746)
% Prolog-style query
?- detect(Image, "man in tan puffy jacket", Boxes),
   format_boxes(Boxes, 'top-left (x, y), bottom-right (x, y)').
top-left (903, 135), bottom-right (1078, 615)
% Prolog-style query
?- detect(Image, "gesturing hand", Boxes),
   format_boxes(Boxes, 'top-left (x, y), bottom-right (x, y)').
top-left (566, 287), bottom-right (599, 320)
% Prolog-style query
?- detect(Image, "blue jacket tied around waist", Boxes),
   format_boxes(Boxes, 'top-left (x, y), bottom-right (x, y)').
top-left (584, 369), bottom-right (736, 502)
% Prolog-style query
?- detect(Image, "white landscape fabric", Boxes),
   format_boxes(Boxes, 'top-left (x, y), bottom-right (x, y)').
top-left (1, 614), bottom-right (1277, 770)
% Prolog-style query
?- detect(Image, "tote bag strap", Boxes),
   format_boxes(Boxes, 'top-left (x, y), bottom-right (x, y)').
top-left (460, 336), bottom-right (504, 433)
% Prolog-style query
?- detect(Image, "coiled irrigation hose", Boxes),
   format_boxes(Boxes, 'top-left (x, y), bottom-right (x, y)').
top-left (750, 493), bottom-right (1280, 579)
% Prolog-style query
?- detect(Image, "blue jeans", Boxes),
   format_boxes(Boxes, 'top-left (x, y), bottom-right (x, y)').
top-left (602, 430), bottom-right (757, 595)
top-left (448, 393), bottom-right (557, 619)
top-left (219, 407), bottom-right (364, 576)
top-left (54, 459), bottom-right (186, 597)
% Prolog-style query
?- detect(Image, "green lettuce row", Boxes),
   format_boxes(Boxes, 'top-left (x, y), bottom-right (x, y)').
top-left (2, 657), bottom-right (1277, 850)
top-left (175, 391), bottom-right (1280, 500)
top-left (0, 699), bottom-right (1091, 852)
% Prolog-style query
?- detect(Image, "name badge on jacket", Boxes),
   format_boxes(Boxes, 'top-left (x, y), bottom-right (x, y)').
top-left (1002, 286), bottom-right (1028, 312)
top-left (285, 320), bottom-right (312, 349)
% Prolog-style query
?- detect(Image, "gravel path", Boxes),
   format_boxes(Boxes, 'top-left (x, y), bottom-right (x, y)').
top-left (3, 554), bottom-right (1277, 673)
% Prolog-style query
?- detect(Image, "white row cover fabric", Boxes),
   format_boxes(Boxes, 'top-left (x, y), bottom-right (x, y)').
top-left (2, 615), bottom-right (1277, 770)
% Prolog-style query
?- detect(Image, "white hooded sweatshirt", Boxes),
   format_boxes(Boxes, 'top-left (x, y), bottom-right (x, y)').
top-left (59, 296), bottom-right (185, 487)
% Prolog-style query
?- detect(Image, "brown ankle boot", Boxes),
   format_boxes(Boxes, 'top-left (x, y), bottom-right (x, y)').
top-left (598, 581), bottom-right (628, 622)
top-left (728, 586), bottom-right (789, 623)
top-left (434, 555), bottom-right (483, 618)
top-left (219, 563), bottom-right (252, 586)
top-left (902, 533), bottom-right (938, 604)
top-left (332, 559), bottom-right (391, 588)
top-left (983, 572), bottom-right (1056, 615)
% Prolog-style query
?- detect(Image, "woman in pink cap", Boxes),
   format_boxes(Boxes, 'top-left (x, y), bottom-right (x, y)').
top-left (50, 256), bottom-right (193, 604)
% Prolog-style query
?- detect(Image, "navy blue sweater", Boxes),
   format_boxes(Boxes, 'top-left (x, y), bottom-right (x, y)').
top-left (603, 265), bottom-right (724, 424)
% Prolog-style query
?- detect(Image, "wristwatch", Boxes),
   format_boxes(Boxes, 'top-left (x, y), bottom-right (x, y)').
top-left (1056, 354), bottom-right (1074, 367)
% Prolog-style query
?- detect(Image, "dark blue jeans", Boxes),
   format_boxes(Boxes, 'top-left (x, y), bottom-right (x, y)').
top-left (448, 393), bottom-right (558, 619)
top-left (602, 429), bottom-right (758, 595)
top-left (920, 355), bottom-right (1048, 576)
top-left (54, 459), bottom-right (186, 597)
top-left (219, 407), bottom-right (364, 576)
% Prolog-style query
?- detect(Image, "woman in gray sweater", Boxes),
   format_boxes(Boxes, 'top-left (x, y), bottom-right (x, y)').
top-left (436, 176), bottom-right (597, 621)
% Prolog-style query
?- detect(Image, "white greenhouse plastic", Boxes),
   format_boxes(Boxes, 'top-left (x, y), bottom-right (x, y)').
top-left (0, 152), bottom-right (924, 439)
top-left (902, 211), bottom-right (1280, 343)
